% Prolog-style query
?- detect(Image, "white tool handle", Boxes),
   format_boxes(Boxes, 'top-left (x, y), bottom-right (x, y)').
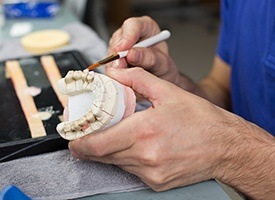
top-left (117, 30), bottom-right (171, 58)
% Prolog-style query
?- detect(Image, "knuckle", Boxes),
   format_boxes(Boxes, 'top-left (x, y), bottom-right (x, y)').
top-left (148, 50), bottom-right (157, 67)
top-left (140, 16), bottom-right (161, 32)
top-left (129, 67), bottom-right (145, 75)
top-left (123, 17), bottom-right (140, 28)
top-left (145, 170), bottom-right (166, 188)
top-left (109, 30), bottom-right (122, 47)
top-left (89, 143), bottom-right (105, 157)
top-left (140, 152), bottom-right (159, 167)
top-left (140, 15), bottom-right (155, 25)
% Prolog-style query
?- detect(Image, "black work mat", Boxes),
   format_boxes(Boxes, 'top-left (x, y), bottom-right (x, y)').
top-left (0, 50), bottom-right (89, 162)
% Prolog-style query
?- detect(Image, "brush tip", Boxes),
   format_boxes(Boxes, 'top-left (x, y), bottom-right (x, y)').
top-left (86, 63), bottom-right (100, 71)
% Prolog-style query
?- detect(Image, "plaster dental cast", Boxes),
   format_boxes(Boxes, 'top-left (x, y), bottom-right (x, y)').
top-left (56, 70), bottom-right (136, 140)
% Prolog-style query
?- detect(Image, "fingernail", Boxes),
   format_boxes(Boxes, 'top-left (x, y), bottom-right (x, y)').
top-left (131, 49), bottom-right (141, 64)
top-left (110, 59), bottom-right (120, 68)
top-left (68, 142), bottom-right (73, 151)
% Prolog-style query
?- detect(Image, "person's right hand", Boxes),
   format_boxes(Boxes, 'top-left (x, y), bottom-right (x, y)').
top-left (107, 16), bottom-right (195, 91)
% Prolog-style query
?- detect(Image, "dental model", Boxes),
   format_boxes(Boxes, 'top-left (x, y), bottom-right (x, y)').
top-left (56, 70), bottom-right (136, 140)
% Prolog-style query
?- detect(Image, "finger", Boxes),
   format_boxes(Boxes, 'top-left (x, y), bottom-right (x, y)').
top-left (126, 47), bottom-right (169, 73)
top-left (119, 165), bottom-right (152, 187)
top-left (108, 28), bottom-right (123, 50)
top-left (107, 17), bottom-right (162, 68)
top-left (71, 147), bottom-right (140, 166)
top-left (69, 112), bottom-right (142, 157)
top-left (106, 67), bottom-right (177, 104)
top-left (106, 28), bottom-right (127, 68)
top-left (113, 16), bottom-right (161, 52)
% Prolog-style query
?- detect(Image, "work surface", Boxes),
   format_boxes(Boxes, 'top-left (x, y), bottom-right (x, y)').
top-left (0, 6), bottom-right (232, 200)
top-left (82, 181), bottom-right (231, 200)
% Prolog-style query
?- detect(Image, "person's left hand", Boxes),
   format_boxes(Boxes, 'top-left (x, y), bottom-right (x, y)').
top-left (68, 67), bottom-right (246, 191)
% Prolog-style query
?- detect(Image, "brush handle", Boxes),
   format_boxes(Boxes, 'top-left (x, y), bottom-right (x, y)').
top-left (117, 30), bottom-right (171, 58)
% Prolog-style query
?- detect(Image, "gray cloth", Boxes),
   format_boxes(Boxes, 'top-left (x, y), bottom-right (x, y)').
top-left (0, 150), bottom-right (147, 200)
top-left (0, 22), bottom-right (148, 199)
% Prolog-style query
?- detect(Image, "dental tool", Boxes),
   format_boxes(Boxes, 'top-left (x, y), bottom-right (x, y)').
top-left (86, 30), bottom-right (171, 71)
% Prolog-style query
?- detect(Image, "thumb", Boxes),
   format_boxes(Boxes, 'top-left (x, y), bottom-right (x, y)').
top-left (106, 67), bottom-right (173, 105)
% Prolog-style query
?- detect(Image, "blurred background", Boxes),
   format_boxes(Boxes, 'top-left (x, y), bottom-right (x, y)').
top-left (66, 0), bottom-right (220, 82)
top-left (2, 0), bottom-right (220, 81)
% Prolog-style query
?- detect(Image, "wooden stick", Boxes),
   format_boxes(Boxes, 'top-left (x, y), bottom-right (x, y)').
top-left (5, 60), bottom-right (47, 138)
top-left (40, 55), bottom-right (67, 108)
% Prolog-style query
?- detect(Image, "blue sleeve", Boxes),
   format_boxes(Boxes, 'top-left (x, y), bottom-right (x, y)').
top-left (217, 0), bottom-right (230, 65)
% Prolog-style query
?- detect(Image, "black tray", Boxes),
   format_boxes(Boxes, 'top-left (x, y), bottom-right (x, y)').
top-left (0, 50), bottom-right (90, 162)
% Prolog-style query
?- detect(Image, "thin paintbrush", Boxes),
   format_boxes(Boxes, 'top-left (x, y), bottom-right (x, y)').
top-left (86, 30), bottom-right (171, 71)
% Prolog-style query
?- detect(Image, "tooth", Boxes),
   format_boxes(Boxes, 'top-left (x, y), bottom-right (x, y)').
top-left (73, 70), bottom-right (82, 80)
top-left (87, 73), bottom-right (94, 82)
top-left (91, 105), bottom-right (102, 117)
top-left (82, 70), bottom-right (89, 79)
top-left (86, 111), bottom-right (95, 122)
top-left (65, 71), bottom-right (74, 83)
top-left (78, 117), bottom-right (87, 126)
top-left (64, 123), bottom-right (71, 132)
top-left (71, 121), bottom-right (81, 131)
top-left (57, 78), bottom-right (67, 94)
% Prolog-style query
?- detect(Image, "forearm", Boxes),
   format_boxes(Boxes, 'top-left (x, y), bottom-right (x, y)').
top-left (196, 77), bottom-right (231, 109)
top-left (216, 121), bottom-right (275, 200)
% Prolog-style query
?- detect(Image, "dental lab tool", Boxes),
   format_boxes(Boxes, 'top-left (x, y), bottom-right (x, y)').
top-left (86, 30), bottom-right (171, 71)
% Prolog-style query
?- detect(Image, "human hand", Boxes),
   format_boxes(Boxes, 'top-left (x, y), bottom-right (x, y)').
top-left (107, 16), bottom-right (194, 90)
top-left (68, 67), bottom-right (250, 191)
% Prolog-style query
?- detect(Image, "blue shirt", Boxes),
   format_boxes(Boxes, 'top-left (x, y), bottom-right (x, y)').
top-left (217, 0), bottom-right (275, 135)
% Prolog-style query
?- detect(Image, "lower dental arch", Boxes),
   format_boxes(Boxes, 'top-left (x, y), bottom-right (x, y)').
top-left (56, 70), bottom-right (136, 140)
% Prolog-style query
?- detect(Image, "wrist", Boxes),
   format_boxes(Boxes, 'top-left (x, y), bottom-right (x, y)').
top-left (213, 118), bottom-right (275, 199)
top-left (174, 72), bottom-right (197, 92)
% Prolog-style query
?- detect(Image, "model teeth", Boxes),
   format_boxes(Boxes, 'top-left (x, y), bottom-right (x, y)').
top-left (56, 70), bottom-right (122, 140)
top-left (63, 124), bottom-right (71, 132)
top-left (73, 71), bottom-right (82, 79)
top-left (65, 71), bottom-right (74, 83)
top-left (78, 117), bottom-right (87, 126)
top-left (86, 112), bottom-right (95, 122)
top-left (91, 105), bottom-right (102, 117)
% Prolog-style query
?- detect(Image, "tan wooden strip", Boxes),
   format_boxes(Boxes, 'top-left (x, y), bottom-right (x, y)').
top-left (40, 55), bottom-right (67, 108)
top-left (5, 60), bottom-right (47, 138)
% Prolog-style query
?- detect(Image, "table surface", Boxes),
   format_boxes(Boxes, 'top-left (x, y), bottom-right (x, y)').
top-left (2, 6), bottom-right (232, 200)
top-left (80, 180), bottom-right (231, 200)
